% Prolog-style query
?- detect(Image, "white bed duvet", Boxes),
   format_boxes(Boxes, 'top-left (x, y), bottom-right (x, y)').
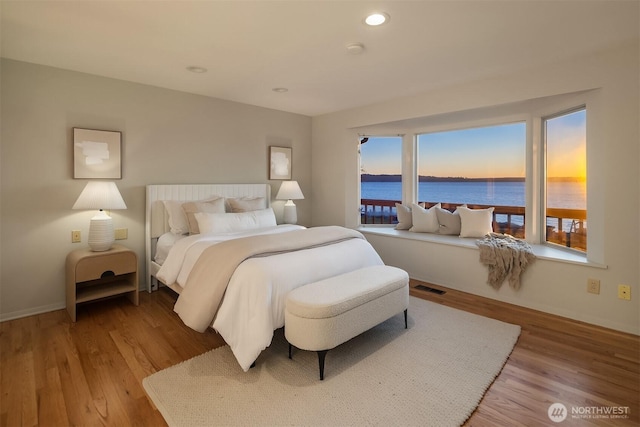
top-left (156, 224), bottom-right (305, 287)
top-left (156, 225), bottom-right (384, 371)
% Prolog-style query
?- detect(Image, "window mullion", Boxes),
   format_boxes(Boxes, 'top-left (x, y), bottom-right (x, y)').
top-left (402, 134), bottom-right (416, 205)
top-left (527, 116), bottom-right (543, 244)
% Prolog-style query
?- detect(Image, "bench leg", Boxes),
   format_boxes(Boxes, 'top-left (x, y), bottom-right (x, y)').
top-left (404, 309), bottom-right (408, 329)
top-left (317, 350), bottom-right (328, 380)
top-left (288, 343), bottom-right (293, 359)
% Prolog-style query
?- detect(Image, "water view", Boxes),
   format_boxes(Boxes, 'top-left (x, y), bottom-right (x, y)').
top-left (361, 179), bottom-right (587, 244)
top-left (361, 180), bottom-right (586, 210)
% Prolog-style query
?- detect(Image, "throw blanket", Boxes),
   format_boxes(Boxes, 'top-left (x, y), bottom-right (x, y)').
top-left (174, 226), bottom-right (365, 332)
top-left (476, 233), bottom-right (535, 290)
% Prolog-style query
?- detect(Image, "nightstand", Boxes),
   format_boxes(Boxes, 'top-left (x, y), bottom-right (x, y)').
top-left (66, 244), bottom-right (139, 322)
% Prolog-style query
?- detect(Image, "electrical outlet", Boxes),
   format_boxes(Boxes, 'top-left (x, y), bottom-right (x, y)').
top-left (587, 278), bottom-right (600, 294)
top-left (114, 228), bottom-right (128, 240)
top-left (618, 284), bottom-right (631, 300)
top-left (71, 230), bottom-right (81, 243)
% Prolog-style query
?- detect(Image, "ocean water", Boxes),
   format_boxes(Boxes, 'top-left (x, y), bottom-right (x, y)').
top-left (361, 181), bottom-right (586, 231)
top-left (361, 181), bottom-right (586, 209)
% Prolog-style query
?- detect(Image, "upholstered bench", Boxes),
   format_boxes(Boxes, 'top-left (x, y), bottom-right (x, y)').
top-left (284, 265), bottom-right (410, 380)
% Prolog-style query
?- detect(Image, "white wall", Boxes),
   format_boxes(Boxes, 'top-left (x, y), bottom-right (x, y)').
top-left (311, 41), bottom-right (639, 334)
top-left (0, 59), bottom-right (311, 320)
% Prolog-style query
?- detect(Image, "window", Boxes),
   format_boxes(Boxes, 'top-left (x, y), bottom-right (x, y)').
top-left (359, 136), bottom-right (403, 224)
top-left (356, 98), bottom-right (592, 259)
top-left (543, 108), bottom-right (587, 251)
top-left (417, 123), bottom-right (526, 237)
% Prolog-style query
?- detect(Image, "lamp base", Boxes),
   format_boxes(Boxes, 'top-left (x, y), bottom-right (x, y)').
top-left (88, 211), bottom-right (114, 251)
top-left (282, 201), bottom-right (298, 225)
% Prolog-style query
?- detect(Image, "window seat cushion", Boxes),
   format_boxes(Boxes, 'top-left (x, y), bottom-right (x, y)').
top-left (358, 226), bottom-right (600, 267)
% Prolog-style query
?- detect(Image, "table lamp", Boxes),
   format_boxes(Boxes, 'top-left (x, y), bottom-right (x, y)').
top-left (276, 180), bottom-right (304, 224)
top-left (72, 181), bottom-right (127, 251)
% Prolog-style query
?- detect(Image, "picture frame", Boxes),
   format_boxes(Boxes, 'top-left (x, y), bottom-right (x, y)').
top-left (73, 128), bottom-right (122, 179)
top-left (269, 146), bottom-right (292, 180)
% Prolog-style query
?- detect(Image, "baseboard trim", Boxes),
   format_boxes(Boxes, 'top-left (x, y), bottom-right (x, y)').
top-left (0, 302), bottom-right (66, 323)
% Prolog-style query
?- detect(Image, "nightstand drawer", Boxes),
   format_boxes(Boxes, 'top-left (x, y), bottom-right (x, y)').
top-left (75, 252), bottom-right (137, 282)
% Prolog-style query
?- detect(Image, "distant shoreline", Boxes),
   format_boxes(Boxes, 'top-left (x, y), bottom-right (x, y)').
top-left (361, 174), bottom-right (584, 183)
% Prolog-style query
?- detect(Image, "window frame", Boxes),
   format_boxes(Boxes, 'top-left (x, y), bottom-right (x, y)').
top-left (358, 134), bottom-right (405, 226)
top-left (415, 120), bottom-right (528, 238)
top-left (541, 106), bottom-right (587, 252)
top-left (354, 90), bottom-right (603, 264)
top-left (532, 91), bottom-right (603, 265)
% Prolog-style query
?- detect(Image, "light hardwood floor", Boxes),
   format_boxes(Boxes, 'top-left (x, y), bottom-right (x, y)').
top-left (1, 281), bottom-right (638, 426)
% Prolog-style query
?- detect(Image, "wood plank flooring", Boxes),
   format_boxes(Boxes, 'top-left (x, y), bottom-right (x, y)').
top-left (1, 281), bottom-right (638, 426)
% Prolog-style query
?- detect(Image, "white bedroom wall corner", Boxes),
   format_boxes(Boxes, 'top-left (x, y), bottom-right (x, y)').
top-left (310, 115), bottom-right (352, 227)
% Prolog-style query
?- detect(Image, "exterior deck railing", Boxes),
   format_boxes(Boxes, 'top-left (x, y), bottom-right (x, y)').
top-left (360, 199), bottom-right (587, 251)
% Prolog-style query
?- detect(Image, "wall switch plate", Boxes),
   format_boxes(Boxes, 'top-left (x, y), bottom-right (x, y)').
top-left (618, 284), bottom-right (631, 300)
top-left (114, 228), bottom-right (128, 240)
top-left (71, 230), bottom-right (81, 243)
top-left (587, 278), bottom-right (600, 294)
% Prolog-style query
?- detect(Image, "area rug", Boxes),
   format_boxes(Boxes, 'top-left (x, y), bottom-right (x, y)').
top-left (143, 297), bottom-right (520, 427)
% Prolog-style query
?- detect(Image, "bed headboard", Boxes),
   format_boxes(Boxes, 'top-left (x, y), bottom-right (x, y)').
top-left (145, 183), bottom-right (271, 291)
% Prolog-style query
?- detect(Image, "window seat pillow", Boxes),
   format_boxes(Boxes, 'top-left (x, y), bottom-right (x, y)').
top-left (409, 203), bottom-right (441, 233)
top-left (457, 206), bottom-right (494, 238)
top-left (395, 203), bottom-right (427, 230)
top-left (435, 205), bottom-right (464, 235)
top-left (396, 202), bottom-right (493, 237)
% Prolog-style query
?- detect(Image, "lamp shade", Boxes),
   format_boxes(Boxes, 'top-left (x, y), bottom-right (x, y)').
top-left (73, 182), bottom-right (126, 251)
top-left (72, 181), bottom-right (127, 210)
top-left (276, 181), bottom-right (304, 200)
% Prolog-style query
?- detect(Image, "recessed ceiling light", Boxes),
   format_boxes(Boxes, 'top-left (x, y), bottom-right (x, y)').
top-left (186, 66), bottom-right (207, 73)
top-left (365, 12), bottom-right (389, 26)
top-left (272, 87), bottom-right (289, 93)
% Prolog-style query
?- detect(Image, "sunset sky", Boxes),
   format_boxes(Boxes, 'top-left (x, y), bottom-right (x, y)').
top-left (546, 109), bottom-right (587, 179)
top-left (418, 123), bottom-right (526, 178)
top-left (361, 110), bottom-right (586, 179)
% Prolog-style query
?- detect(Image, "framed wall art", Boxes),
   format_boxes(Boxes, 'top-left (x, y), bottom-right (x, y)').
top-left (269, 146), bottom-right (292, 180)
top-left (73, 128), bottom-right (122, 179)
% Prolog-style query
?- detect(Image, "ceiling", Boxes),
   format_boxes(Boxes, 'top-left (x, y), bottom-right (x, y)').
top-left (1, 1), bottom-right (637, 117)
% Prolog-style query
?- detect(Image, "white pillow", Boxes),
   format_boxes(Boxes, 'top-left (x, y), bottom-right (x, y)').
top-left (195, 208), bottom-right (277, 234)
top-left (154, 232), bottom-right (186, 264)
top-left (435, 205), bottom-right (466, 235)
top-left (227, 197), bottom-right (267, 212)
top-left (409, 203), bottom-right (441, 233)
top-left (182, 198), bottom-right (226, 234)
top-left (457, 206), bottom-right (495, 237)
top-left (163, 200), bottom-right (190, 235)
top-left (395, 203), bottom-right (413, 230)
top-left (394, 203), bottom-right (426, 230)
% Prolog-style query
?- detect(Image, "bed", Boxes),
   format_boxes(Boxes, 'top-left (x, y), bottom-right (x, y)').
top-left (145, 184), bottom-right (384, 371)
